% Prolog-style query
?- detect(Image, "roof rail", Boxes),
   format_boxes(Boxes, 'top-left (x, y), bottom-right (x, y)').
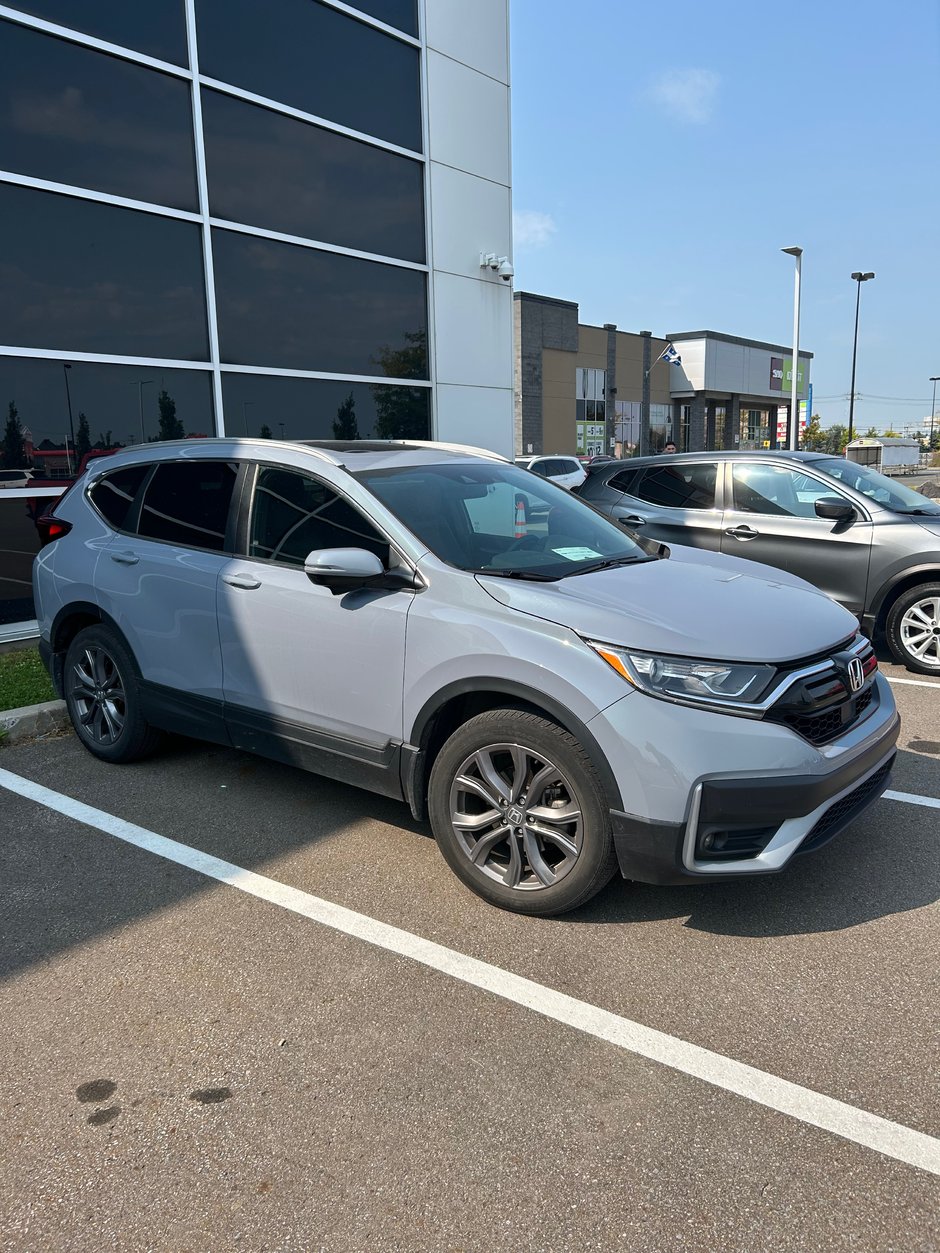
top-left (391, 439), bottom-right (510, 463)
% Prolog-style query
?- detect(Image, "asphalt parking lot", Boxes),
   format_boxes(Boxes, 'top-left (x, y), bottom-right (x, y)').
top-left (1, 657), bottom-right (938, 1251)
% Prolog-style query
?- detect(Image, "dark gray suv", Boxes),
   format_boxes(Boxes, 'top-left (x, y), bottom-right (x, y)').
top-left (577, 450), bottom-right (940, 674)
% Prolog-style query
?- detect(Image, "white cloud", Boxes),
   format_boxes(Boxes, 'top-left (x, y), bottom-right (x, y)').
top-left (648, 69), bottom-right (720, 124)
top-left (513, 209), bottom-right (557, 247)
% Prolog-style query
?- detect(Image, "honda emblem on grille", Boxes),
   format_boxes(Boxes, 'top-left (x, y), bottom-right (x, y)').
top-left (847, 657), bottom-right (865, 693)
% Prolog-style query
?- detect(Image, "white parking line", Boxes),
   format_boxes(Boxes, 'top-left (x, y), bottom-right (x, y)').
top-left (1, 765), bottom-right (939, 1179)
top-left (884, 789), bottom-right (940, 810)
top-left (886, 676), bottom-right (940, 689)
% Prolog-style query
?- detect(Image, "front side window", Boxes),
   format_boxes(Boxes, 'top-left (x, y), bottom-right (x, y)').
top-left (731, 464), bottom-right (846, 519)
top-left (248, 466), bottom-right (389, 567)
top-left (357, 462), bottom-right (649, 579)
top-left (634, 464), bottom-right (717, 510)
top-left (88, 464), bottom-right (149, 530)
top-left (138, 460), bottom-right (237, 550)
top-left (812, 458), bottom-right (940, 514)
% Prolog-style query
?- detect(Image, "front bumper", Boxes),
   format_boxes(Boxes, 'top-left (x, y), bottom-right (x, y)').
top-left (595, 677), bottom-right (900, 885)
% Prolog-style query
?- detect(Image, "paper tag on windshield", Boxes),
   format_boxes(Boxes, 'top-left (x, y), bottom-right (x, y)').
top-left (551, 546), bottom-right (601, 561)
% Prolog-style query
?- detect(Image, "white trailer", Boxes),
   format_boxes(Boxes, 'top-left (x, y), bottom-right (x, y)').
top-left (846, 436), bottom-right (920, 475)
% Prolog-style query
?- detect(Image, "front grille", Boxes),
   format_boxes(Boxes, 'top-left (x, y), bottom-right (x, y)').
top-left (765, 638), bottom-right (878, 747)
top-left (798, 757), bottom-right (894, 853)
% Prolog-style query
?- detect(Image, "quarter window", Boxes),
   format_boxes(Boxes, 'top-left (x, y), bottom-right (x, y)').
top-left (138, 461), bottom-right (237, 550)
top-left (248, 467), bottom-right (389, 567)
top-left (607, 469), bottom-right (639, 494)
top-left (634, 464), bottom-right (717, 510)
top-left (88, 464), bottom-right (149, 530)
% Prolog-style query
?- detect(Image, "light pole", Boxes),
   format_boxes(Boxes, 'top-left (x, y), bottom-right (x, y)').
top-left (929, 376), bottom-right (939, 454)
top-left (131, 379), bottom-right (153, 444)
top-left (62, 363), bottom-right (76, 475)
top-left (847, 271), bottom-right (875, 445)
top-left (781, 247), bottom-right (802, 451)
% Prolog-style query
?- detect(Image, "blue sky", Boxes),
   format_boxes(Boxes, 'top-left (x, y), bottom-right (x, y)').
top-left (509, 0), bottom-right (940, 432)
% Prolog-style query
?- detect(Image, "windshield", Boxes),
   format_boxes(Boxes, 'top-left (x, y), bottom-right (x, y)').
top-left (814, 458), bottom-right (940, 513)
top-left (356, 462), bottom-right (649, 578)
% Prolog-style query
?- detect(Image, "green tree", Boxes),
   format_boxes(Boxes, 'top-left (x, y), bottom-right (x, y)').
top-left (75, 412), bottom-right (92, 463)
top-left (95, 429), bottom-right (116, 450)
top-left (883, 427), bottom-right (900, 438)
top-left (1, 400), bottom-right (28, 469)
top-left (372, 332), bottom-right (429, 439)
top-left (801, 412), bottom-right (824, 450)
top-left (332, 391), bottom-right (360, 440)
top-left (864, 426), bottom-right (879, 438)
top-left (157, 389), bottom-right (185, 441)
top-left (258, 423), bottom-right (274, 439)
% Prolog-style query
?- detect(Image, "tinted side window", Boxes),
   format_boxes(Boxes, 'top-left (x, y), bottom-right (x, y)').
top-left (634, 464), bottom-right (717, 510)
top-left (88, 464), bottom-right (149, 530)
top-left (248, 467), bottom-right (388, 567)
top-left (138, 461), bottom-right (237, 550)
top-left (607, 469), bottom-right (639, 494)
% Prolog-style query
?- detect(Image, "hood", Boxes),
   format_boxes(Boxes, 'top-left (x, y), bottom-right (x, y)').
top-left (477, 545), bottom-right (858, 664)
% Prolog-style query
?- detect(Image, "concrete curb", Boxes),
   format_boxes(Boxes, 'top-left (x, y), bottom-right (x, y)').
top-left (0, 699), bottom-right (70, 746)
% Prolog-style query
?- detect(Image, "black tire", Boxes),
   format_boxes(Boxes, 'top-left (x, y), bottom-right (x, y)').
top-left (884, 582), bottom-right (940, 676)
top-left (427, 708), bottom-right (618, 916)
top-left (64, 625), bottom-right (162, 763)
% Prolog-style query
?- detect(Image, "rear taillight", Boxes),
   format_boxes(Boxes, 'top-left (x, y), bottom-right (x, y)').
top-left (37, 515), bottom-right (72, 547)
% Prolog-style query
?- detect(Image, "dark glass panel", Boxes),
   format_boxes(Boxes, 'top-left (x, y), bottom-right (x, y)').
top-left (635, 464), bottom-right (718, 510)
top-left (0, 184), bottom-right (209, 359)
top-left (212, 230), bottom-right (427, 377)
top-left (248, 466), bottom-right (389, 566)
top-left (349, 0), bottom-right (417, 37)
top-left (10, 1), bottom-right (188, 65)
top-left (138, 460), bottom-right (237, 550)
top-left (88, 463), bottom-right (149, 530)
top-left (0, 21), bottom-right (197, 210)
top-left (0, 356), bottom-right (215, 487)
top-left (202, 90), bottom-right (425, 263)
top-left (196, 0), bottom-right (421, 152)
top-left (221, 372), bottom-right (430, 442)
top-left (0, 489), bottom-right (62, 624)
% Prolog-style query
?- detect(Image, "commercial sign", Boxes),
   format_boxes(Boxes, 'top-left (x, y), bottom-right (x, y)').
top-left (576, 422), bottom-right (606, 455)
top-left (770, 356), bottom-right (806, 395)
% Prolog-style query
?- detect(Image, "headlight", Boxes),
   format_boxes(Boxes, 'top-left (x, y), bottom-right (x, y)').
top-left (588, 641), bottom-right (775, 710)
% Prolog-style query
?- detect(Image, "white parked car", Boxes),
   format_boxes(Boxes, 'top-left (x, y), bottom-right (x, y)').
top-left (0, 468), bottom-right (34, 489)
top-left (514, 455), bottom-right (587, 491)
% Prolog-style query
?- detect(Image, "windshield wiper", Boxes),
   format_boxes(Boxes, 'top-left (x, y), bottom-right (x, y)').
top-left (566, 555), bottom-right (651, 576)
top-left (473, 568), bottom-right (560, 581)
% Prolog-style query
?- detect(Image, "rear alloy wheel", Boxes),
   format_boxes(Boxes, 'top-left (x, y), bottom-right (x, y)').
top-left (885, 583), bottom-right (940, 675)
top-left (428, 709), bottom-right (617, 915)
top-left (64, 625), bottom-right (161, 763)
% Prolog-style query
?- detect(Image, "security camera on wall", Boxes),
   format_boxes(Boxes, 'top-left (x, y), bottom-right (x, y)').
top-left (480, 252), bottom-right (514, 282)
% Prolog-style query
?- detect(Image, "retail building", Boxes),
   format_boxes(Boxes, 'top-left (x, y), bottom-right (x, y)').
top-left (0, 0), bottom-right (513, 633)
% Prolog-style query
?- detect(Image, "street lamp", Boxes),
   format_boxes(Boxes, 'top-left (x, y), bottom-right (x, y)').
top-left (130, 379), bottom-right (153, 444)
top-left (847, 271), bottom-right (875, 445)
top-left (62, 363), bottom-right (76, 475)
top-left (781, 247), bottom-right (802, 451)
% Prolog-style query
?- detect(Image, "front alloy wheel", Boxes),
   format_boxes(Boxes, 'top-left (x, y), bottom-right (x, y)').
top-left (428, 709), bottom-right (617, 915)
top-left (886, 582), bottom-right (940, 675)
top-left (449, 743), bottom-right (583, 891)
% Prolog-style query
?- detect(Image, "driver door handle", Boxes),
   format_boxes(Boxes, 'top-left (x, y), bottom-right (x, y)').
top-left (725, 524), bottom-right (759, 540)
top-left (223, 572), bottom-right (262, 590)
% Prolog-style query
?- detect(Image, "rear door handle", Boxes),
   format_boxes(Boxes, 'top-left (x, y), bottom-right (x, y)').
top-left (223, 572), bottom-right (262, 590)
top-left (620, 515), bottom-right (646, 527)
top-left (725, 524), bottom-right (759, 540)
top-left (110, 551), bottom-right (139, 565)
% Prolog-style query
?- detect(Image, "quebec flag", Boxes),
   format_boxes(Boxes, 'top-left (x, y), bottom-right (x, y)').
top-left (657, 343), bottom-right (682, 366)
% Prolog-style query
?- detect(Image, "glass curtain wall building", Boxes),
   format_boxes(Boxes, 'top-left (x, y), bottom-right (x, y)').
top-left (0, 0), bottom-right (514, 629)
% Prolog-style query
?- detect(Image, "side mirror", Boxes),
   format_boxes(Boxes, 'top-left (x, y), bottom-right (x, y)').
top-left (814, 496), bottom-right (856, 522)
top-left (303, 547), bottom-right (385, 592)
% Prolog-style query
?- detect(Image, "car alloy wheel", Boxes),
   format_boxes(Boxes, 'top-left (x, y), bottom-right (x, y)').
top-left (448, 741), bottom-right (584, 892)
top-left (70, 644), bottom-right (127, 745)
top-left (898, 593), bottom-right (940, 669)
